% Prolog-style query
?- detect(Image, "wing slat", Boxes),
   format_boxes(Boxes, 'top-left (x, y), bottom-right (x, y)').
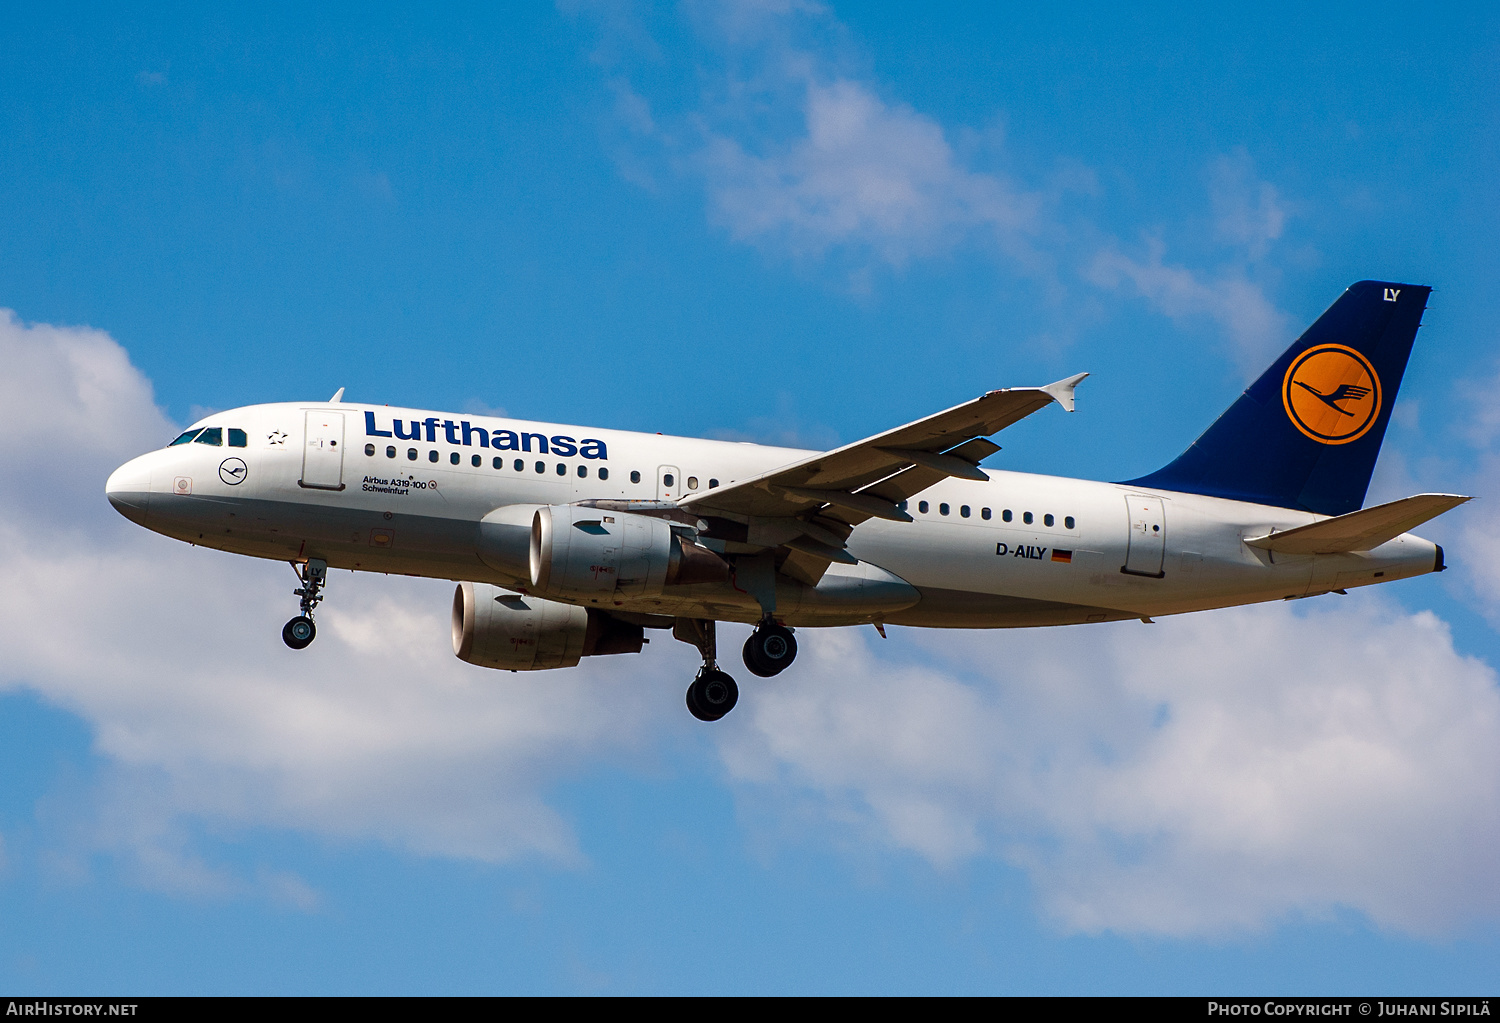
top-left (679, 375), bottom-right (1086, 524)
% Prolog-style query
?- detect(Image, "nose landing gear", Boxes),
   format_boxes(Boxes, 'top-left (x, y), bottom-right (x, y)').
top-left (282, 559), bottom-right (327, 650)
top-left (743, 620), bottom-right (797, 677)
top-left (674, 618), bottom-right (739, 721)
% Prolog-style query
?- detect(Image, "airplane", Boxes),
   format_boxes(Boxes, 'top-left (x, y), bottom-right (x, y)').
top-left (105, 281), bottom-right (1468, 721)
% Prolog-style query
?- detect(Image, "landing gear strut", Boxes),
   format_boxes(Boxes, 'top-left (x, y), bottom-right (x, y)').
top-left (674, 618), bottom-right (739, 722)
top-left (743, 620), bottom-right (797, 677)
top-left (282, 558), bottom-right (327, 650)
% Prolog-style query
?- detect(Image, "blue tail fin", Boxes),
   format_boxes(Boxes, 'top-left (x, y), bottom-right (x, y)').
top-left (1121, 280), bottom-right (1430, 516)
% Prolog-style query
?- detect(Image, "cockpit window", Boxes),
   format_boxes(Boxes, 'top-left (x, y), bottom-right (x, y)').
top-left (193, 427), bottom-right (223, 446)
top-left (169, 429), bottom-right (202, 446)
top-left (228, 428), bottom-right (247, 448)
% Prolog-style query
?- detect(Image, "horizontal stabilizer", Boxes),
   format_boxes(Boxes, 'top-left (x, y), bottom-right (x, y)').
top-left (1244, 493), bottom-right (1471, 555)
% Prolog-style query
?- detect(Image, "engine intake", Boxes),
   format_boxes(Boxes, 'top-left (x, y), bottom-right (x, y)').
top-left (452, 582), bottom-right (645, 671)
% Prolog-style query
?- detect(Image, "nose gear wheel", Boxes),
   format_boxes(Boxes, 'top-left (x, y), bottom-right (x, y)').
top-left (282, 616), bottom-right (316, 649)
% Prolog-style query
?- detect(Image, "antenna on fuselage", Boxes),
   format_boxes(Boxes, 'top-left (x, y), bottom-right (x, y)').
top-left (329, 387), bottom-right (345, 403)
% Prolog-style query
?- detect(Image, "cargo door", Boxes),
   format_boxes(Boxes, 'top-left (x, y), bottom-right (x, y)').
top-left (1122, 494), bottom-right (1165, 577)
top-left (301, 411), bottom-right (346, 490)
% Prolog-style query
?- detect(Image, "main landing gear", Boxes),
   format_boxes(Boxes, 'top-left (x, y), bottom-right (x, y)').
top-left (743, 620), bottom-right (797, 677)
top-left (282, 558), bottom-right (327, 650)
top-left (673, 618), bottom-right (799, 721)
top-left (674, 618), bottom-right (739, 722)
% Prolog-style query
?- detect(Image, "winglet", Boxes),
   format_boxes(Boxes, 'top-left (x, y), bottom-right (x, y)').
top-left (1041, 372), bottom-right (1088, 413)
top-left (329, 387), bottom-right (345, 403)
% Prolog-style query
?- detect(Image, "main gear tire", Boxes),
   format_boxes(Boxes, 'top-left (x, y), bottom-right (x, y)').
top-left (686, 669), bottom-right (739, 721)
top-left (743, 623), bottom-right (797, 677)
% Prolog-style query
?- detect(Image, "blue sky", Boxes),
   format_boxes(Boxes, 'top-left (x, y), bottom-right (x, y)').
top-left (1, 1), bottom-right (1498, 994)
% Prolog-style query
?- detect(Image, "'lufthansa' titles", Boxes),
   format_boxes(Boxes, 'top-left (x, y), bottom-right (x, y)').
top-left (364, 412), bottom-right (608, 459)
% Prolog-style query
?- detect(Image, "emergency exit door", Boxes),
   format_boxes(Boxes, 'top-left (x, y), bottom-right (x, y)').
top-left (657, 465), bottom-right (681, 501)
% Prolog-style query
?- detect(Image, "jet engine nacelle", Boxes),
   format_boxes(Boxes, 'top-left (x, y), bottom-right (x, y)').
top-left (476, 503), bottom-right (547, 586)
top-left (528, 505), bottom-right (727, 600)
top-left (452, 582), bottom-right (645, 671)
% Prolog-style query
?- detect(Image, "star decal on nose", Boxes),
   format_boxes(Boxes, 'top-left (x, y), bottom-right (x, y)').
top-left (268, 430), bottom-right (288, 445)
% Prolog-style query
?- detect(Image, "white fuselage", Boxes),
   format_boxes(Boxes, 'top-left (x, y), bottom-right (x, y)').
top-left (104, 401), bottom-right (1441, 628)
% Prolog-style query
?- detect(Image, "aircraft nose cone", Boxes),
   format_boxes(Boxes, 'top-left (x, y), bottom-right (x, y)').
top-left (105, 458), bottom-right (152, 524)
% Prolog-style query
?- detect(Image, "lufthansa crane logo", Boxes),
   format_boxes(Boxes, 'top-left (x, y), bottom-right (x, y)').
top-left (1281, 343), bottom-right (1382, 445)
top-left (219, 457), bottom-right (248, 485)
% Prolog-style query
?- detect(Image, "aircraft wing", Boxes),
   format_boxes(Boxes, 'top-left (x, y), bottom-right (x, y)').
top-left (679, 373), bottom-right (1087, 572)
top-left (1243, 493), bottom-right (1471, 555)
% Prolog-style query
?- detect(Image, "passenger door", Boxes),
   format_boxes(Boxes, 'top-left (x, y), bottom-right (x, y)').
top-left (1122, 494), bottom-right (1165, 577)
top-left (301, 411), bottom-right (346, 490)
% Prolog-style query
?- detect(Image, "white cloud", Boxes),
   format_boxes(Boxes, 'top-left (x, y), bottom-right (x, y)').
top-left (1457, 454), bottom-right (1500, 626)
top-left (9, 311), bottom-right (1496, 939)
top-left (722, 598), bottom-right (1500, 937)
top-left (589, 4), bottom-right (1294, 365)
top-left (1209, 149), bottom-right (1288, 261)
top-left (700, 78), bottom-right (1040, 268)
top-left (0, 309), bottom-right (173, 522)
top-left (1087, 238), bottom-right (1290, 373)
top-left (0, 314), bottom-right (692, 898)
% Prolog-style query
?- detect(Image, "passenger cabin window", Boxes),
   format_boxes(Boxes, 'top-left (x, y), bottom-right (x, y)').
top-left (577, 465), bottom-right (587, 478)
top-left (535, 461), bottom-right (545, 473)
top-left (960, 505), bottom-right (971, 518)
top-left (408, 448), bottom-right (418, 460)
top-left (194, 427), bottom-right (223, 446)
top-left (493, 457), bottom-right (502, 469)
top-left (169, 429), bottom-right (200, 446)
top-left (1065, 516), bottom-right (1076, 529)
top-left (687, 476), bottom-right (699, 490)
top-left (228, 429), bottom-right (248, 448)
top-left (514, 459), bottom-right (524, 471)
top-left (387, 446), bottom-right (397, 458)
top-left (939, 503), bottom-right (950, 516)
top-left (449, 452), bottom-right (459, 465)
top-left (1002, 509), bottom-right (1013, 522)
top-left (1044, 514), bottom-right (1054, 527)
top-left (709, 478), bottom-right (718, 488)
top-left (471, 454), bottom-right (481, 467)
top-left (428, 450), bottom-right (439, 463)
top-left (1023, 512), bottom-right (1033, 525)
top-left (599, 468), bottom-right (609, 481)
top-left (365, 444), bottom-right (376, 456)
top-left (556, 463), bottom-right (566, 476)
top-left (981, 508), bottom-right (992, 520)
top-left (663, 473), bottom-right (675, 487)
top-left (918, 501), bottom-right (929, 514)
top-left (630, 471), bottom-right (641, 484)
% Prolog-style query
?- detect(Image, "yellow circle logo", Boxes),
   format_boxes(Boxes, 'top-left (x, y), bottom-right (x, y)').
top-left (1281, 343), bottom-right (1382, 445)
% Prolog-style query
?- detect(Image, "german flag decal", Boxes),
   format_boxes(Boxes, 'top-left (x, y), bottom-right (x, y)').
top-left (1051, 549), bottom-right (1073, 564)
